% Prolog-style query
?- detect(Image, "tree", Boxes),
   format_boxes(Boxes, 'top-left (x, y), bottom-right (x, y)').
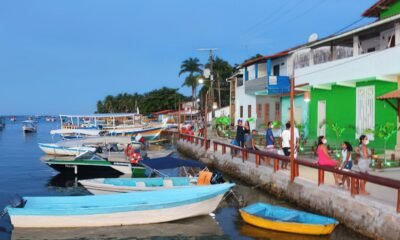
top-left (179, 57), bottom-right (203, 106)
top-left (366, 122), bottom-right (399, 163)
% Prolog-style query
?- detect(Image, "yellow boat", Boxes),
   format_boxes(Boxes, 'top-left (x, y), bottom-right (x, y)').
top-left (239, 203), bottom-right (338, 235)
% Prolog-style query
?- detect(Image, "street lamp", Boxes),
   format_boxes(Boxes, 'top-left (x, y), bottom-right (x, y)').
top-left (198, 77), bottom-right (205, 84)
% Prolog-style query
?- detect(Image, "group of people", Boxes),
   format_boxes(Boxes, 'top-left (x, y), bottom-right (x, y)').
top-left (316, 134), bottom-right (371, 195)
top-left (233, 119), bottom-right (372, 194)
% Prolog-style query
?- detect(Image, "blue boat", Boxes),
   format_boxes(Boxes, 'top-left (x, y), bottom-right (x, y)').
top-left (6, 183), bottom-right (234, 228)
top-left (239, 203), bottom-right (339, 235)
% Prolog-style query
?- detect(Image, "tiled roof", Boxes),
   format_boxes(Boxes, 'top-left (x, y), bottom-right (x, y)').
top-left (362, 0), bottom-right (396, 17)
top-left (377, 89), bottom-right (400, 99)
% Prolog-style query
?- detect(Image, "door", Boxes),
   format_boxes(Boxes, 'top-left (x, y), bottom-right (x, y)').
top-left (317, 101), bottom-right (326, 136)
top-left (263, 104), bottom-right (269, 123)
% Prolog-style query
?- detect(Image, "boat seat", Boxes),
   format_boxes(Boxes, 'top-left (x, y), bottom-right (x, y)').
top-left (136, 182), bottom-right (146, 188)
top-left (163, 179), bottom-right (173, 188)
top-left (197, 171), bottom-right (213, 185)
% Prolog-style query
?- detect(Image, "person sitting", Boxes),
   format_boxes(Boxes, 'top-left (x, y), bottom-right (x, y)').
top-left (339, 141), bottom-right (353, 189)
top-left (316, 136), bottom-right (340, 185)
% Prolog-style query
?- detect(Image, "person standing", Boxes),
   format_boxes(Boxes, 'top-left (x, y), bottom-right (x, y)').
top-left (265, 121), bottom-right (275, 150)
top-left (245, 129), bottom-right (258, 150)
top-left (280, 122), bottom-right (291, 169)
top-left (236, 119), bottom-right (245, 148)
top-left (357, 135), bottom-right (371, 195)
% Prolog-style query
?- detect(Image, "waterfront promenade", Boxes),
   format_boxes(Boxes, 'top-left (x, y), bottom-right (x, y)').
top-left (177, 132), bottom-right (400, 240)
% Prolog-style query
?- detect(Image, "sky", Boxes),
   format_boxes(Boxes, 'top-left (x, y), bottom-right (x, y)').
top-left (0, 0), bottom-right (377, 115)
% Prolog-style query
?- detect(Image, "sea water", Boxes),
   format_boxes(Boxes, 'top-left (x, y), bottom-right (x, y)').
top-left (0, 118), bottom-right (369, 240)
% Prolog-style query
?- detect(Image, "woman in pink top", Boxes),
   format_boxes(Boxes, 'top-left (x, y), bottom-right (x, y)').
top-left (317, 136), bottom-right (340, 185)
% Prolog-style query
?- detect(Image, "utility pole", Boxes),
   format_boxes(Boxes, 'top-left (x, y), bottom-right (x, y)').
top-left (198, 48), bottom-right (218, 118)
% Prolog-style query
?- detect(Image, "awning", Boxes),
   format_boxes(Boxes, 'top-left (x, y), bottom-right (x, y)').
top-left (141, 157), bottom-right (206, 170)
top-left (377, 89), bottom-right (400, 118)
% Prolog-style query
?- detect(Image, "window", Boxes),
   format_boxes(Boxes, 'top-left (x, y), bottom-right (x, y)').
top-left (257, 104), bottom-right (262, 118)
top-left (275, 102), bottom-right (281, 121)
top-left (248, 105), bottom-right (252, 118)
top-left (356, 86), bottom-right (375, 140)
top-left (240, 106), bottom-right (243, 118)
top-left (273, 64), bottom-right (280, 76)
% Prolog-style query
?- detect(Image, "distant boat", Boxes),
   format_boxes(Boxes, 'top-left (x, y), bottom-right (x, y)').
top-left (38, 143), bottom-right (97, 156)
top-left (0, 117), bottom-right (5, 130)
top-left (239, 203), bottom-right (338, 235)
top-left (79, 177), bottom-right (198, 195)
top-left (10, 116), bottom-right (16, 122)
top-left (22, 120), bottom-right (37, 133)
top-left (6, 183), bottom-right (235, 228)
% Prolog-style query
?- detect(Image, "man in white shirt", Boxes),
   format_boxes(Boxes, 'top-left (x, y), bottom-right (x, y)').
top-left (280, 122), bottom-right (291, 169)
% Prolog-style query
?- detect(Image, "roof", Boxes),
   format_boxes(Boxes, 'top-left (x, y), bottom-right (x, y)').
top-left (300, 12), bottom-right (400, 50)
top-left (241, 50), bottom-right (289, 67)
top-left (377, 89), bottom-right (400, 99)
top-left (362, 0), bottom-right (396, 17)
top-left (60, 113), bottom-right (138, 118)
top-left (152, 110), bottom-right (175, 115)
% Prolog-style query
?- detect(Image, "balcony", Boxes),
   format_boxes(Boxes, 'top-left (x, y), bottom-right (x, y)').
top-left (295, 45), bottom-right (400, 86)
top-left (244, 75), bottom-right (290, 95)
top-left (245, 76), bottom-right (267, 94)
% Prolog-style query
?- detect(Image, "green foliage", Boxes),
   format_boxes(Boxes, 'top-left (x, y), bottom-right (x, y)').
top-left (366, 122), bottom-right (399, 161)
top-left (179, 58), bottom-right (203, 103)
top-left (96, 87), bottom-right (189, 115)
top-left (213, 116), bottom-right (231, 137)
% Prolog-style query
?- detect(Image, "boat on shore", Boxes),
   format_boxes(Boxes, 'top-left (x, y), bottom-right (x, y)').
top-left (22, 120), bottom-right (37, 133)
top-left (239, 203), bottom-right (338, 235)
top-left (79, 177), bottom-right (198, 194)
top-left (6, 183), bottom-right (235, 228)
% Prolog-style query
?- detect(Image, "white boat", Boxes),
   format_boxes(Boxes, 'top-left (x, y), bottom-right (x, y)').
top-left (38, 143), bottom-right (97, 156)
top-left (79, 177), bottom-right (198, 195)
top-left (22, 120), bottom-right (37, 133)
top-left (6, 183), bottom-right (234, 228)
top-left (50, 113), bottom-right (166, 139)
top-left (0, 117), bottom-right (5, 130)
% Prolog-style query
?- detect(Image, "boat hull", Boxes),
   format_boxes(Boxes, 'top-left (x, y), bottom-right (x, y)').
top-left (239, 210), bottom-right (337, 235)
top-left (45, 161), bottom-right (146, 177)
top-left (8, 184), bottom-right (234, 228)
top-left (38, 144), bottom-right (96, 156)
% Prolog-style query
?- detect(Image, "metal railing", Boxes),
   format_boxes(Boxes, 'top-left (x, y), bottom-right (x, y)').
top-left (178, 133), bottom-right (400, 213)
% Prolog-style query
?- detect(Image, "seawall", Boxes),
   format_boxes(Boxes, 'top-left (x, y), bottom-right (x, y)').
top-left (177, 139), bottom-right (400, 240)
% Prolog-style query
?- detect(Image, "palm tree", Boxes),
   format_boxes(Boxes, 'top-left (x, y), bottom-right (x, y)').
top-left (179, 57), bottom-right (203, 107)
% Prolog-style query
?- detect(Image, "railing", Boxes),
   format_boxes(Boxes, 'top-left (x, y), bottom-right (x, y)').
top-left (178, 134), bottom-right (400, 213)
top-left (179, 133), bottom-right (210, 150)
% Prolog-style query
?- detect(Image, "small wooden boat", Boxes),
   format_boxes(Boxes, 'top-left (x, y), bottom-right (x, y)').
top-left (6, 183), bottom-right (234, 228)
top-left (239, 203), bottom-right (338, 235)
top-left (79, 177), bottom-right (198, 194)
top-left (38, 143), bottom-right (97, 156)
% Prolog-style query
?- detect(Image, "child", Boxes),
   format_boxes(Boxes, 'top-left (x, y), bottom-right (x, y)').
top-left (340, 141), bottom-right (353, 188)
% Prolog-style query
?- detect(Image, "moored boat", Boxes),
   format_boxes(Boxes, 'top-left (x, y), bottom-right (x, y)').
top-left (42, 153), bottom-right (146, 177)
top-left (239, 203), bottom-right (338, 235)
top-left (79, 177), bottom-right (198, 194)
top-left (6, 183), bottom-right (235, 228)
top-left (22, 120), bottom-right (37, 133)
top-left (38, 143), bottom-right (97, 156)
top-left (0, 117), bottom-right (5, 130)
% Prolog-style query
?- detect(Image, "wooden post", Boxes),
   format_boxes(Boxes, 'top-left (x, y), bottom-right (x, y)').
top-left (274, 158), bottom-right (279, 172)
top-left (290, 76), bottom-right (295, 182)
top-left (397, 190), bottom-right (400, 213)
top-left (222, 145), bottom-right (226, 154)
top-left (204, 93), bottom-right (208, 150)
top-left (214, 142), bottom-right (217, 152)
top-left (242, 150), bottom-right (245, 162)
top-left (256, 154), bottom-right (260, 167)
top-left (318, 169), bottom-right (325, 186)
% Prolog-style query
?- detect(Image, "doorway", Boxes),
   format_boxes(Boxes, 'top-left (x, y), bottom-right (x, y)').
top-left (317, 101), bottom-right (326, 136)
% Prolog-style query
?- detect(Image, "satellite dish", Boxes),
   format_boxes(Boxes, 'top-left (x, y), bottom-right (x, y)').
top-left (308, 33), bottom-right (318, 43)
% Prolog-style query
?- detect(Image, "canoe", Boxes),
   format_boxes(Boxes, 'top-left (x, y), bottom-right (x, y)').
top-left (79, 177), bottom-right (198, 195)
top-left (239, 203), bottom-right (338, 235)
top-left (6, 183), bottom-right (234, 228)
top-left (38, 143), bottom-right (96, 156)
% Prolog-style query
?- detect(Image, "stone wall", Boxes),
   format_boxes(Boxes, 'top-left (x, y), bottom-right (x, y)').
top-left (177, 139), bottom-right (400, 240)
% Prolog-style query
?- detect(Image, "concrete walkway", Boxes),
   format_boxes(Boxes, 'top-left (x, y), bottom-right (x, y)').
top-left (210, 137), bottom-right (399, 208)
